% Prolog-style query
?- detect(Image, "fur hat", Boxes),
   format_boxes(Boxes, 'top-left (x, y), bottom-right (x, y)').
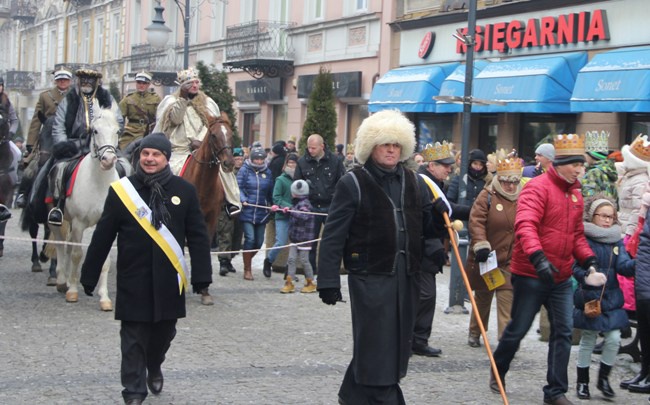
top-left (354, 110), bottom-right (416, 165)
top-left (75, 68), bottom-right (102, 79)
top-left (291, 179), bottom-right (310, 197)
top-left (140, 133), bottom-right (172, 160)
top-left (621, 143), bottom-right (650, 170)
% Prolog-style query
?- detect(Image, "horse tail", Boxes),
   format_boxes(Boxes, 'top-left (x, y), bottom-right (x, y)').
top-left (19, 200), bottom-right (33, 232)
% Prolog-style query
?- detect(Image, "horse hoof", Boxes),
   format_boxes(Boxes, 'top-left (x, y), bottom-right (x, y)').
top-left (99, 301), bottom-right (113, 311)
top-left (66, 291), bottom-right (78, 303)
top-left (31, 262), bottom-right (43, 272)
top-left (39, 251), bottom-right (49, 263)
top-left (46, 277), bottom-right (57, 286)
top-left (56, 284), bottom-right (68, 293)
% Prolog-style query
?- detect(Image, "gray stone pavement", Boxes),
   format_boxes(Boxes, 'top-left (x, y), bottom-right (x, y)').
top-left (0, 212), bottom-right (645, 404)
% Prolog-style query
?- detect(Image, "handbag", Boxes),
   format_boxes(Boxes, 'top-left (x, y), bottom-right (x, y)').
top-left (582, 249), bottom-right (612, 319)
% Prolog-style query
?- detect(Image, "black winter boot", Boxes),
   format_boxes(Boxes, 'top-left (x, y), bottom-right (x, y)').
top-left (577, 366), bottom-right (591, 399)
top-left (218, 258), bottom-right (229, 276)
top-left (597, 362), bottom-right (615, 398)
top-left (263, 258), bottom-right (272, 278)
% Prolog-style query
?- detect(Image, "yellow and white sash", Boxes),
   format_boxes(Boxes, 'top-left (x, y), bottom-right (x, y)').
top-left (111, 177), bottom-right (188, 295)
top-left (418, 173), bottom-right (453, 217)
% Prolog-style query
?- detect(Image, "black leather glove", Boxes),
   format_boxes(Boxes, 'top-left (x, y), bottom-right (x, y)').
top-left (192, 283), bottom-right (210, 294)
top-left (82, 284), bottom-right (94, 297)
top-left (26, 144), bottom-right (33, 154)
top-left (433, 197), bottom-right (449, 216)
top-left (319, 288), bottom-right (342, 305)
top-left (529, 250), bottom-right (559, 284)
top-left (582, 256), bottom-right (599, 273)
top-left (52, 140), bottom-right (79, 160)
top-left (475, 248), bottom-right (491, 263)
top-left (431, 248), bottom-right (448, 268)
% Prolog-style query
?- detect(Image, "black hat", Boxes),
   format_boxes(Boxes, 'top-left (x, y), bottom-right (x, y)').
top-left (272, 141), bottom-right (286, 155)
top-left (285, 153), bottom-right (298, 165)
top-left (250, 147), bottom-right (267, 161)
top-left (140, 133), bottom-right (172, 160)
top-left (553, 155), bottom-right (586, 166)
top-left (0, 77), bottom-right (4, 85)
top-left (469, 149), bottom-right (487, 163)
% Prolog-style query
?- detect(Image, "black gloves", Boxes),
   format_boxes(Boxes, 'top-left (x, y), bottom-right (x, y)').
top-left (319, 288), bottom-right (342, 305)
top-left (582, 256), bottom-right (599, 272)
top-left (52, 140), bottom-right (79, 160)
top-left (433, 197), bottom-right (449, 216)
top-left (82, 284), bottom-right (94, 297)
top-left (529, 250), bottom-right (559, 284)
top-left (192, 283), bottom-right (210, 294)
top-left (475, 248), bottom-right (490, 263)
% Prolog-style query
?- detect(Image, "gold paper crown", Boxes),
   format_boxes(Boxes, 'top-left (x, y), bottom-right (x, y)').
top-left (496, 158), bottom-right (523, 177)
top-left (176, 67), bottom-right (199, 84)
top-left (585, 131), bottom-right (609, 153)
top-left (630, 134), bottom-right (650, 162)
top-left (422, 141), bottom-right (453, 162)
top-left (553, 134), bottom-right (585, 156)
top-left (346, 143), bottom-right (355, 153)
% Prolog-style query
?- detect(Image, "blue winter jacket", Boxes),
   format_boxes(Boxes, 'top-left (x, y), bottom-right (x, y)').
top-left (236, 160), bottom-right (274, 224)
top-left (573, 238), bottom-right (635, 331)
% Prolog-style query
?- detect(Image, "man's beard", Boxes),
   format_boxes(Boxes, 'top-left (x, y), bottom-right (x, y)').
top-left (81, 85), bottom-right (94, 94)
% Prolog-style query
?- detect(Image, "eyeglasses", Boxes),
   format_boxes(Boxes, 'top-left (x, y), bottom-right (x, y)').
top-left (499, 180), bottom-right (520, 185)
top-left (594, 213), bottom-right (615, 221)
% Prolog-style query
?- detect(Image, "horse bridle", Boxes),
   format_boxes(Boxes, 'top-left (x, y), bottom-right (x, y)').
top-left (191, 122), bottom-right (232, 168)
top-left (89, 127), bottom-right (118, 160)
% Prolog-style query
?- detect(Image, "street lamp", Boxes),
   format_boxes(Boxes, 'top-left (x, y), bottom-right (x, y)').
top-left (145, 1), bottom-right (191, 69)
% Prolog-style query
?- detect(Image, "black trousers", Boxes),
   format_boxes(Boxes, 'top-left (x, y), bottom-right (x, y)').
top-left (120, 319), bottom-right (177, 402)
top-left (338, 363), bottom-right (405, 405)
top-left (413, 271), bottom-right (437, 347)
top-left (308, 206), bottom-right (328, 274)
top-left (637, 299), bottom-right (650, 374)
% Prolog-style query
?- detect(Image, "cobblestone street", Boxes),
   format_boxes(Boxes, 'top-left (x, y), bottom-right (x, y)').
top-left (0, 213), bottom-right (644, 404)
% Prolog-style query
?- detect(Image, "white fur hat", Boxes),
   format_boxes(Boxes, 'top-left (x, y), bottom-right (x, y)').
top-left (621, 144), bottom-right (649, 170)
top-left (354, 110), bottom-right (416, 165)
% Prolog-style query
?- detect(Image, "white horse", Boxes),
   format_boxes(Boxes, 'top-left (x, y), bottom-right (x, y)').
top-left (50, 106), bottom-right (131, 310)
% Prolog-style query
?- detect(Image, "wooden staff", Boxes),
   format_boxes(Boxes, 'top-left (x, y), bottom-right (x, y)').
top-left (444, 212), bottom-right (509, 405)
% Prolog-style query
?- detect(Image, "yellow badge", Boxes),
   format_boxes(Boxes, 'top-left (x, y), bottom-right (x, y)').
top-left (613, 246), bottom-right (619, 255)
top-left (571, 194), bottom-right (578, 202)
top-left (171, 196), bottom-right (181, 205)
top-left (496, 203), bottom-right (503, 211)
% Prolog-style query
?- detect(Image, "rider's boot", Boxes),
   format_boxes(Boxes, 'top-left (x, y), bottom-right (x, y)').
top-left (15, 193), bottom-right (26, 208)
top-left (225, 203), bottom-right (241, 218)
top-left (0, 204), bottom-right (11, 222)
top-left (47, 202), bottom-right (63, 226)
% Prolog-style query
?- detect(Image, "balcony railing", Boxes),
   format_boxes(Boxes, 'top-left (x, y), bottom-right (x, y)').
top-left (5, 70), bottom-right (38, 90)
top-left (10, 0), bottom-right (37, 24)
top-left (130, 43), bottom-right (183, 73)
top-left (225, 20), bottom-right (296, 62)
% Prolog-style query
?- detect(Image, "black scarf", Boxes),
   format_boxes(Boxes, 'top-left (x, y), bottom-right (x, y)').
top-left (135, 164), bottom-right (173, 229)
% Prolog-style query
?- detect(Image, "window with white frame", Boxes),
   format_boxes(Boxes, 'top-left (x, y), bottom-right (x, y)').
top-left (241, 0), bottom-right (258, 22)
top-left (405, 0), bottom-right (442, 13)
top-left (94, 17), bottom-right (104, 62)
top-left (210, 1), bottom-right (226, 41)
top-left (356, 0), bottom-right (367, 11)
top-left (36, 33), bottom-right (42, 72)
top-left (110, 12), bottom-right (120, 59)
top-left (48, 30), bottom-right (56, 69)
top-left (191, 3), bottom-right (199, 45)
top-left (269, 0), bottom-right (289, 22)
top-left (304, 0), bottom-right (324, 22)
top-left (70, 24), bottom-right (78, 63)
top-left (81, 20), bottom-right (90, 63)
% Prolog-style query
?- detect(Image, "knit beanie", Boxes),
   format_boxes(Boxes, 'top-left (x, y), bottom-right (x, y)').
top-left (535, 143), bottom-right (555, 161)
top-left (584, 195), bottom-right (617, 222)
top-left (250, 147), bottom-right (267, 161)
top-left (291, 179), bottom-right (310, 197)
top-left (140, 133), bottom-right (172, 160)
top-left (272, 141), bottom-right (286, 155)
top-left (285, 153), bottom-right (298, 165)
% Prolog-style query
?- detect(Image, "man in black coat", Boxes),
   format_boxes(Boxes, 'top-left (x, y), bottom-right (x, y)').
top-left (80, 134), bottom-right (212, 405)
top-left (317, 110), bottom-right (447, 404)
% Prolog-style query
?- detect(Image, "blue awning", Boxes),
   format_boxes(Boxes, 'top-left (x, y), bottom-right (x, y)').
top-left (436, 60), bottom-right (490, 113)
top-left (471, 52), bottom-right (587, 113)
top-left (368, 63), bottom-right (459, 113)
top-left (571, 46), bottom-right (650, 112)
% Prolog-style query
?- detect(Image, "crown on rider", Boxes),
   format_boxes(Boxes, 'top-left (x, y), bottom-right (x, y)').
top-left (422, 141), bottom-right (454, 164)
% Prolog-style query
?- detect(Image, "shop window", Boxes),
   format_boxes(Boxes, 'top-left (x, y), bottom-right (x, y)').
top-left (416, 114), bottom-right (453, 152)
top-left (479, 115), bottom-right (498, 153)
top-left (406, 0), bottom-right (442, 13)
top-left (519, 114), bottom-right (576, 164)
top-left (272, 104), bottom-right (288, 144)
top-left (347, 104), bottom-right (369, 148)
top-left (243, 111), bottom-right (261, 148)
top-left (626, 113), bottom-right (650, 144)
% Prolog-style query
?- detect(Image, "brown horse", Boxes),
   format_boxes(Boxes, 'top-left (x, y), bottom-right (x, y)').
top-left (182, 112), bottom-right (235, 239)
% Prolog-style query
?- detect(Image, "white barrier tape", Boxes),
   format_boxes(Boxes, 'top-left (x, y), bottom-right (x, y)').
top-left (243, 202), bottom-right (329, 216)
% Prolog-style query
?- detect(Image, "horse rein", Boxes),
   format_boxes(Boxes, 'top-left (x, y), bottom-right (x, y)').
top-left (191, 122), bottom-right (232, 168)
top-left (89, 127), bottom-right (118, 161)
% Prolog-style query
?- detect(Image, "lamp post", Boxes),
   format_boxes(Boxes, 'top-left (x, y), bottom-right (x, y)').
top-left (145, 1), bottom-right (191, 69)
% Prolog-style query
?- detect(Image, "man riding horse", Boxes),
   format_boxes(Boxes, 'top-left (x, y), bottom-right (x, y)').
top-left (0, 77), bottom-right (21, 222)
top-left (46, 67), bottom-right (123, 225)
top-left (15, 67), bottom-right (73, 209)
top-left (154, 67), bottom-right (241, 217)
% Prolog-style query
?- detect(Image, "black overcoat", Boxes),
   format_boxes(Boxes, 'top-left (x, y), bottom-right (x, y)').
top-left (80, 174), bottom-right (212, 322)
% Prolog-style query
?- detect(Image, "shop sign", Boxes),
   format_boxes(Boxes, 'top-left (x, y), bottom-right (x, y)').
top-left (456, 9), bottom-right (609, 54)
top-left (297, 71), bottom-right (362, 99)
top-left (235, 77), bottom-right (283, 102)
top-left (418, 32), bottom-right (435, 59)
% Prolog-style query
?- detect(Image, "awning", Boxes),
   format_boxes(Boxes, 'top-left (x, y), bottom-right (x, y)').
top-left (436, 60), bottom-right (490, 113)
top-left (571, 46), bottom-right (650, 112)
top-left (368, 63), bottom-right (459, 113)
top-left (471, 52), bottom-right (587, 113)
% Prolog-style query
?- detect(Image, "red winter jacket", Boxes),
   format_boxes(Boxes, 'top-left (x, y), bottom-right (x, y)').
top-left (511, 165), bottom-right (594, 282)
